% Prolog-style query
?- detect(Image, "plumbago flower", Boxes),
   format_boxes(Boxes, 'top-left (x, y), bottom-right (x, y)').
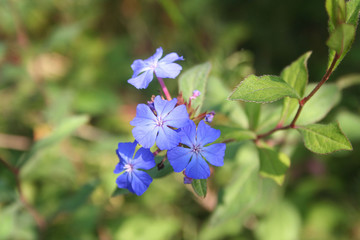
top-left (114, 47), bottom-right (227, 197)
top-left (128, 47), bottom-right (184, 89)
top-left (167, 120), bottom-right (226, 179)
top-left (130, 95), bottom-right (190, 150)
top-left (114, 141), bottom-right (156, 196)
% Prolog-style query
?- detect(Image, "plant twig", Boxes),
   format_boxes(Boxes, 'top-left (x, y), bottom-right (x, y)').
top-left (0, 157), bottom-right (47, 237)
top-left (256, 53), bottom-right (340, 140)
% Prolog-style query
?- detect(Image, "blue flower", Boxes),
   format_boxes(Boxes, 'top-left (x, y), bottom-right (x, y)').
top-left (167, 120), bottom-right (226, 179)
top-left (183, 174), bottom-right (193, 184)
top-left (128, 47), bottom-right (184, 89)
top-left (130, 96), bottom-right (190, 150)
top-left (114, 141), bottom-right (156, 196)
top-left (205, 111), bottom-right (215, 123)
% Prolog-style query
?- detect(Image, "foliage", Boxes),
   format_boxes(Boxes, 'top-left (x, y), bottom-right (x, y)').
top-left (1, 0), bottom-right (360, 239)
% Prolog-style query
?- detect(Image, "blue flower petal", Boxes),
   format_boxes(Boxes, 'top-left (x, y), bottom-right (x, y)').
top-left (132, 124), bottom-right (158, 149)
top-left (128, 70), bottom-right (154, 89)
top-left (167, 146), bottom-right (192, 172)
top-left (201, 143), bottom-right (226, 167)
top-left (159, 52), bottom-right (184, 63)
top-left (144, 47), bottom-right (163, 65)
top-left (153, 96), bottom-right (177, 117)
top-left (196, 120), bottom-right (221, 146)
top-left (113, 162), bottom-right (125, 174)
top-left (131, 59), bottom-right (150, 77)
top-left (130, 104), bottom-right (157, 126)
top-left (164, 105), bottom-right (190, 128)
top-left (130, 170), bottom-right (153, 196)
top-left (133, 148), bottom-right (156, 170)
top-left (155, 63), bottom-right (182, 79)
top-left (116, 172), bottom-right (130, 189)
top-left (116, 142), bottom-right (137, 163)
top-left (156, 126), bottom-right (180, 150)
top-left (179, 120), bottom-right (197, 147)
top-left (185, 154), bottom-right (210, 179)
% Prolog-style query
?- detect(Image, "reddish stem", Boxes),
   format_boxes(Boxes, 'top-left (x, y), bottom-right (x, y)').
top-left (256, 125), bottom-right (291, 140)
top-left (156, 76), bottom-right (172, 101)
top-left (153, 148), bottom-right (161, 156)
top-left (301, 53), bottom-right (339, 105)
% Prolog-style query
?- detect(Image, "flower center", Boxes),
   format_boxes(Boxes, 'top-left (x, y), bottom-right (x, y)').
top-left (150, 62), bottom-right (158, 71)
top-left (192, 144), bottom-right (202, 154)
top-left (124, 163), bottom-right (134, 172)
top-left (156, 117), bottom-right (164, 127)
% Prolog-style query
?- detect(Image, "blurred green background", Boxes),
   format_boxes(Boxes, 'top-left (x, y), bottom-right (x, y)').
top-left (1, 0), bottom-right (360, 239)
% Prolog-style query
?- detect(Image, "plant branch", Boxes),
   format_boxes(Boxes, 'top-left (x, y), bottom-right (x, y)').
top-left (0, 157), bottom-right (47, 237)
top-left (301, 53), bottom-right (340, 106)
top-left (256, 125), bottom-right (291, 140)
top-left (256, 53), bottom-right (340, 140)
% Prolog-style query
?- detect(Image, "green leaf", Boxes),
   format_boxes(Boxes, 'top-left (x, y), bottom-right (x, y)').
top-left (191, 179), bottom-right (207, 197)
top-left (256, 102), bottom-right (283, 134)
top-left (280, 51), bottom-right (312, 124)
top-left (112, 187), bottom-right (130, 197)
top-left (326, 0), bottom-right (359, 70)
top-left (245, 102), bottom-right (261, 130)
top-left (178, 62), bottom-right (211, 114)
top-left (326, 0), bottom-right (347, 32)
top-left (255, 201), bottom-right (301, 240)
top-left (327, 24), bottom-right (356, 55)
top-left (286, 84), bottom-right (341, 125)
top-left (214, 125), bottom-right (256, 142)
top-left (17, 115), bottom-right (89, 167)
top-left (258, 145), bottom-right (290, 185)
top-left (52, 180), bottom-right (99, 217)
top-left (336, 111), bottom-right (360, 140)
top-left (145, 156), bottom-right (173, 179)
top-left (303, 202), bottom-right (346, 239)
top-left (336, 74), bottom-right (360, 90)
top-left (0, 203), bottom-right (18, 238)
top-left (297, 122), bottom-right (352, 154)
top-left (199, 143), bottom-right (260, 240)
top-left (346, 0), bottom-right (360, 25)
top-left (114, 215), bottom-right (180, 240)
top-left (281, 51), bottom-right (312, 96)
top-left (203, 76), bottom-right (248, 128)
top-left (228, 75), bottom-right (300, 103)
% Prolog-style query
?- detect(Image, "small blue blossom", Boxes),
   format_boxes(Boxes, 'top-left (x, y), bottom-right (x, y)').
top-left (130, 95), bottom-right (190, 150)
top-left (183, 174), bottom-right (193, 184)
top-left (128, 47), bottom-right (184, 89)
top-left (167, 120), bottom-right (226, 179)
top-left (114, 141), bottom-right (156, 196)
top-left (205, 111), bottom-right (215, 123)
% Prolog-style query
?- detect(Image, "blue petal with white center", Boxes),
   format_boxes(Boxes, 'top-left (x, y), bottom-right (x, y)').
top-left (130, 96), bottom-right (190, 150)
top-left (127, 47), bottom-right (184, 89)
top-left (167, 120), bottom-right (226, 179)
top-left (114, 141), bottom-right (156, 196)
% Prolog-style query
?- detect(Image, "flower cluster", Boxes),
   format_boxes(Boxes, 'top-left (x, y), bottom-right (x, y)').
top-left (114, 47), bottom-right (226, 195)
